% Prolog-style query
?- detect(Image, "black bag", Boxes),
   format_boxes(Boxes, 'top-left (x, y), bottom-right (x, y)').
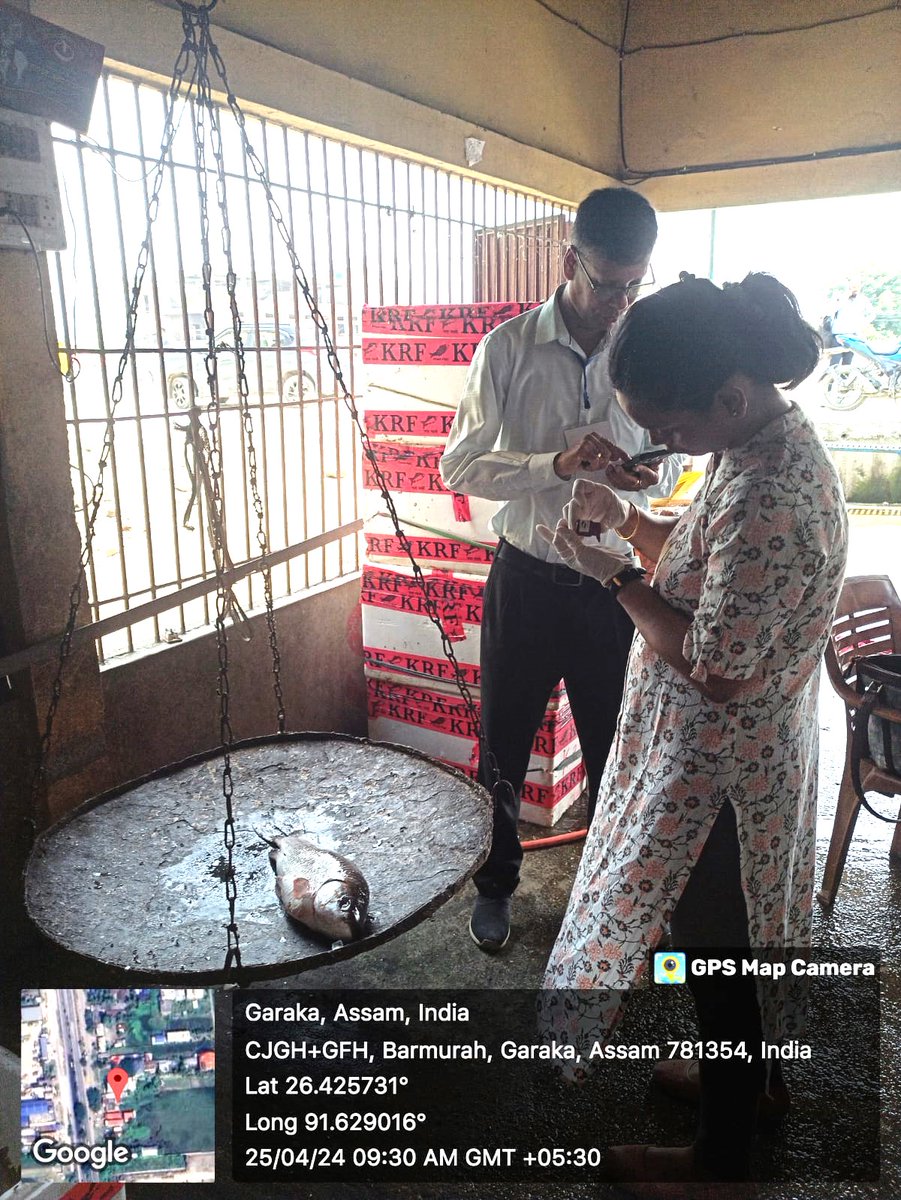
top-left (850, 653), bottom-right (901, 822)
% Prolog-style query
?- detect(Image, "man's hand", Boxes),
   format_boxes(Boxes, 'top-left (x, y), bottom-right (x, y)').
top-left (563, 479), bottom-right (632, 533)
top-left (605, 460), bottom-right (660, 492)
top-left (554, 432), bottom-right (625, 480)
top-left (536, 520), bottom-right (633, 585)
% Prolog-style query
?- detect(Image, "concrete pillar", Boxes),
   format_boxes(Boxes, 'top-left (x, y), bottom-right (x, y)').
top-left (0, 246), bottom-right (111, 844)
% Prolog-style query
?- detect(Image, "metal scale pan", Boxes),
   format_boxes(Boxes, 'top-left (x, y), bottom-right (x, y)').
top-left (24, 733), bottom-right (491, 983)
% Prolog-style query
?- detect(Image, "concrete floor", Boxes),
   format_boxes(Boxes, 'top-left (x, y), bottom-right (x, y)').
top-left (5, 522), bottom-right (900, 1200)
top-left (182, 673), bottom-right (897, 1200)
top-left (7, 678), bottom-right (896, 1200)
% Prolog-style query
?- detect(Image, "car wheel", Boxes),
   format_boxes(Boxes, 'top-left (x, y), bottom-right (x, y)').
top-left (282, 370), bottom-right (319, 403)
top-left (168, 374), bottom-right (194, 409)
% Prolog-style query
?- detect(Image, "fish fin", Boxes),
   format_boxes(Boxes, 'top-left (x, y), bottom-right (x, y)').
top-left (291, 876), bottom-right (313, 899)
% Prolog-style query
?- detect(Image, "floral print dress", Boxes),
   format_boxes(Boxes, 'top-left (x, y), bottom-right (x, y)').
top-left (543, 404), bottom-right (848, 1045)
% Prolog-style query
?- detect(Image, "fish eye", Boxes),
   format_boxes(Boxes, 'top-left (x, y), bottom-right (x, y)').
top-left (338, 896), bottom-right (352, 910)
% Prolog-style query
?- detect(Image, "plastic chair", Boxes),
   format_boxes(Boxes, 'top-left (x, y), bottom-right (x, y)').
top-left (818, 575), bottom-right (901, 906)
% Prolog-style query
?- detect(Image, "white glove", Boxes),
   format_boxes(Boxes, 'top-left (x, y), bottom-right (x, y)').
top-left (536, 520), bottom-right (634, 585)
top-left (563, 478), bottom-right (633, 534)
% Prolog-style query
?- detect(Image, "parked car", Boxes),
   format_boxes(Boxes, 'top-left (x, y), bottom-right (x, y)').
top-left (166, 322), bottom-right (319, 408)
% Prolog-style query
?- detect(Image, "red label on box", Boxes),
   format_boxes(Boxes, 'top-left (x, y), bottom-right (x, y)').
top-left (363, 302), bottom-right (540, 336)
top-left (367, 676), bottom-right (478, 738)
top-left (364, 410), bottom-right (455, 438)
top-left (363, 441), bottom-right (448, 495)
top-left (453, 758), bottom-right (586, 809)
top-left (361, 566), bottom-right (486, 629)
top-left (365, 531), bottom-right (494, 567)
top-left (363, 338), bottom-right (477, 366)
top-left (367, 675), bottom-right (569, 747)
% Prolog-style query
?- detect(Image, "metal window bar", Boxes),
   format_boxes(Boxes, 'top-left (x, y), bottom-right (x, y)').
top-left (49, 68), bottom-right (573, 664)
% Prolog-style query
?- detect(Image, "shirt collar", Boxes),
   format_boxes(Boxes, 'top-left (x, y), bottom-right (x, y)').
top-left (537, 285), bottom-right (613, 367)
top-left (535, 285), bottom-right (570, 346)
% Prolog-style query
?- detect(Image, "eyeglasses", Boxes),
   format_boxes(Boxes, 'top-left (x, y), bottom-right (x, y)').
top-left (572, 246), bottom-right (655, 302)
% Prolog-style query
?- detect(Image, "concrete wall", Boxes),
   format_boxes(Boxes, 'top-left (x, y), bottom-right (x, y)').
top-left (33, 0), bottom-right (620, 205)
top-left (627, 0), bottom-right (901, 210)
top-left (34, 0), bottom-right (900, 210)
top-left (101, 579), bottom-right (367, 786)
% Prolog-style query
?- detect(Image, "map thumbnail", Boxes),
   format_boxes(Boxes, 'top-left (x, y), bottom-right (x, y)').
top-left (21, 990), bottom-right (214, 1184)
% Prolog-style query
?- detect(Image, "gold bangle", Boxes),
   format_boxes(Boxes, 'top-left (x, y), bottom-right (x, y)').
top-left (615, 502), bottom-right (641, 541)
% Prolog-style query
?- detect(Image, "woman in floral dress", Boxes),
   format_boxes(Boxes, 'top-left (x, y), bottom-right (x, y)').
top-left (537, 273), bottom-right (848, 1183)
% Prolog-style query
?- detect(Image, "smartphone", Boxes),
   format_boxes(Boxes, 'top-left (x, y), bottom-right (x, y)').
top-left (620, 446), bottom-right (670, 472)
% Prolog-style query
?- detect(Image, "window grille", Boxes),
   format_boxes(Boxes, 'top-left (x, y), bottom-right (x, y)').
top-left (50, 69), bottom-right (572, 662)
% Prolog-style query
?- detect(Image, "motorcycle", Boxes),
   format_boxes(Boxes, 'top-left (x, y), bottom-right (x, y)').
top-left (820, 333), bottom-right (901, 412)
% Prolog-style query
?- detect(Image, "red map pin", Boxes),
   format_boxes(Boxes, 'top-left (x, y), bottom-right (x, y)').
top-left (106, 1066), bottom-right (129, 1105)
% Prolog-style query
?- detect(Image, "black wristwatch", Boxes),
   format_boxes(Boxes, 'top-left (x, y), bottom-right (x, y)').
top-left (606, 565), bottom-right (647, 598)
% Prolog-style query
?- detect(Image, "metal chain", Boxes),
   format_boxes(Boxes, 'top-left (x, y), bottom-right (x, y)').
top-left (34, 16), bottom-right (198, 804)
top-left (198, 5), bottom-right (286, 734)
top-left (34, 0), bottom-right (505, 983)
top-left (205, 36), bottom-right (503, 795)
top-left (188, 4), bottom-right (244, 971)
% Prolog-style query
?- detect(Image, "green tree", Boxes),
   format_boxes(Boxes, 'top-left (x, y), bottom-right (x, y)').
top-left (87, 1087), bottom-right (102, 1112)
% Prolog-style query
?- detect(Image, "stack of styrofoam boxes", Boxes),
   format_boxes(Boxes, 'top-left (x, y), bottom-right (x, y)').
top-left (360, 302), bottom-right (586, 826)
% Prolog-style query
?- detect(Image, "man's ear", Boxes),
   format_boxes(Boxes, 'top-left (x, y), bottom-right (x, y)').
top-left (562, 246), bottom-right (577, 282)
top-left (714, 380), bottom-right (749, 421)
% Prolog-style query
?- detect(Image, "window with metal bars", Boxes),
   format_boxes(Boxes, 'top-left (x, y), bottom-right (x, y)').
top-left (50, 69), bottom-right (572, 663)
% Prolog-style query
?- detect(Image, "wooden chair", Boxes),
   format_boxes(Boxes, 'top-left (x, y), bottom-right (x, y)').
top-left (818, 575), bottom-right (901, 906)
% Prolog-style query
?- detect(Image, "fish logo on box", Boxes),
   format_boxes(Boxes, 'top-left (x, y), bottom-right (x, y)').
top-left (654, 951), bottom-right (686, 984)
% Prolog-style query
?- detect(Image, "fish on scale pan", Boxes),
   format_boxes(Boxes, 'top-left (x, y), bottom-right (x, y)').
top-left (259, 830), bottom-right (371, 942)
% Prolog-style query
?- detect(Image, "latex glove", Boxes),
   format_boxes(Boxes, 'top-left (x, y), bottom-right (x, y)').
top-left (536, 520), bottom-right (634, 585)
top-left (562, 478), bottom-right (632, 534)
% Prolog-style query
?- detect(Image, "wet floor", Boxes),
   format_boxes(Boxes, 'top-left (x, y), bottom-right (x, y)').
top-left (185, 674), bottom-right (898, 1200)
top-left (7, 520), bottom-right (901, 1199)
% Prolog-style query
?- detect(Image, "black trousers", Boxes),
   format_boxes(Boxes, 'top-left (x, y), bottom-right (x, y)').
top-left (669, 801), bottom-right (769, 1180)
top-left (474, 540), bottom-right (634, 898)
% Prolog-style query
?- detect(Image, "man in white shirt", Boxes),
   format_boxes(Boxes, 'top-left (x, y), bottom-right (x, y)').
top-left (440, 188), bottom-right (681, 951)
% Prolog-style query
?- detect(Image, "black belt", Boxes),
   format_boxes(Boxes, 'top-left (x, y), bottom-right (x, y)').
top-left (494, 538), bottom-right (598, 588)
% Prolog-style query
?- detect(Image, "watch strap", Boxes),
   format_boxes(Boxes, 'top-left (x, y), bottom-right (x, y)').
top-left (606, 565), bottom-right (647, 597)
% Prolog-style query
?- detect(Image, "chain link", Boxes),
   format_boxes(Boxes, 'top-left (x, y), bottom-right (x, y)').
top-left (34, 17), bottom-right (198, 805)
top-left (206, 36), bottom-right (503, 795)
top-left (36, 0), bottom-right (506, 980)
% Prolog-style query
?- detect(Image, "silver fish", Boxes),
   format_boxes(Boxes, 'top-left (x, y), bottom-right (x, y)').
top-left (262, 831), bottom-right (370, 942)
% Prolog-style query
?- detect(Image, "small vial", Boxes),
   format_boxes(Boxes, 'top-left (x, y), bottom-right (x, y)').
top-left (574, 520), bottom-right (603, 538)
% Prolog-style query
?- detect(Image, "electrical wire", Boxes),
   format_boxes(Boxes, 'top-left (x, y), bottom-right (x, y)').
top-left (534, 0), bottom-right (898, 54)
top-left (623, 2), bottom-right (900, 53)
top-left (621, 139), bottom-right (901, 185)
top-left (532, 0), bottom-right (620, 50)
top-left (537, 0), bottom-right (900, 183)
top-left (618, 0), bottom-right (632, 177)
top-left (0, 208), bottom-right (80, 382)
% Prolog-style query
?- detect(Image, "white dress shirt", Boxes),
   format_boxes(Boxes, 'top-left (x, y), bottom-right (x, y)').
top-left (440, 287), bottom-right (683, 562)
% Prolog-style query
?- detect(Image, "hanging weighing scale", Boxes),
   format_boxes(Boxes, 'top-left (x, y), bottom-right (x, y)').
top-left (23, 0), bottom-right (496, 983)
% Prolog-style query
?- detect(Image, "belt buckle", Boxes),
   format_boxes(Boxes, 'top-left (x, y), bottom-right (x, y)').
top-left (551, 561), bottom-right (582, 587)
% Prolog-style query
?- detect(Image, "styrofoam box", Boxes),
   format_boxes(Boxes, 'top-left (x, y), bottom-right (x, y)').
top-left (446, 757), bottom-right (587, 828)
top-left (361, 561), bottom-right (487, 665)
top-left (363, 513), bottom-right (494, 576)
top-left (364, 363), bottom-right (470, 410)
top-left (361, 575), bottom-right (566, 700)
top-left (363, 480), bottom-right (500, 546)
top-left (366, 668), bottom-right (579, 775)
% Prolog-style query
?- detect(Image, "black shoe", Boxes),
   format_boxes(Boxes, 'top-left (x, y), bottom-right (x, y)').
top-left (469, 895), bottom-right (511, 952)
